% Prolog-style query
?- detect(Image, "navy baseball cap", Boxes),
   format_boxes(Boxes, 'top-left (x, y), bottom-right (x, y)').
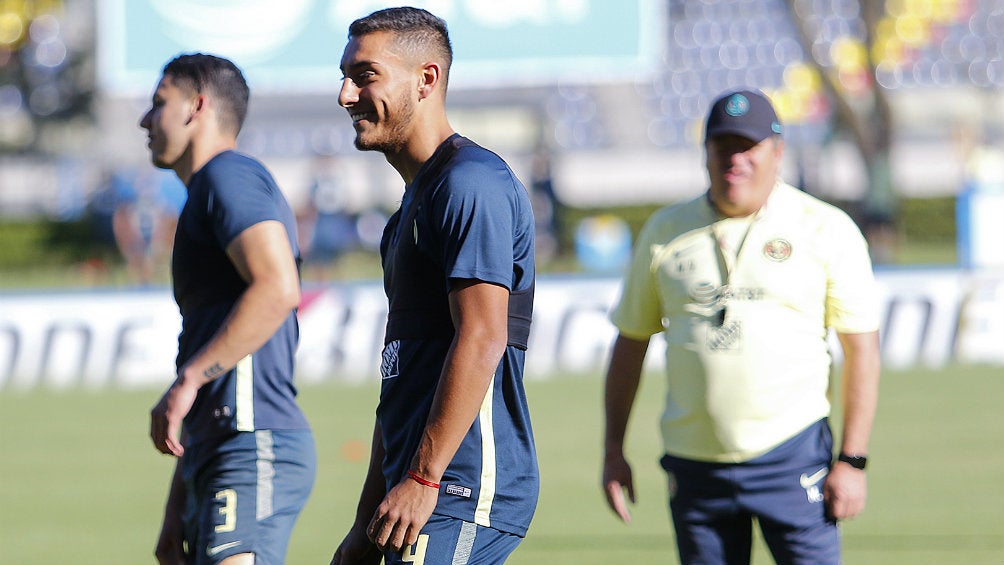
top-left (705, 89), bottom-right (783, 142)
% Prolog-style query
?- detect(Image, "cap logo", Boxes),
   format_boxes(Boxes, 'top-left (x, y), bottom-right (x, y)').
top-left (725, 94), bottom-right (750, 117)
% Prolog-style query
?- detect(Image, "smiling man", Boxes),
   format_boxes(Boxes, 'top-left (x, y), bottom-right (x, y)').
top-left (601, 89), bottom-right (882, 565)
top-left (328, 7), bottom-right (538, 565)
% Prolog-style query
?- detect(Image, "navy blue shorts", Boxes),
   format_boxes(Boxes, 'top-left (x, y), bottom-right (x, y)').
top-left (660, 419), bottom-right (839, 565)
top-left (383, 514), bottom-right (523, 565)
top-left (181, 430), bottom-right (316, 565)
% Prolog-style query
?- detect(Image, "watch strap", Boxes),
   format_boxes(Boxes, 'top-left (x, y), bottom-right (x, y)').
top-left (837, 452), bottom-right (867, 470)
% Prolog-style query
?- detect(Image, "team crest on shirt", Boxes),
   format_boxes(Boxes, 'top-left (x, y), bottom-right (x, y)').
top-left (762, 238), bottom-right (792, 262)
top-left (380, 340), bottom-right (400, 380)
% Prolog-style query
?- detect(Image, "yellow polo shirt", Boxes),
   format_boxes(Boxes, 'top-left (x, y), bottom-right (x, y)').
top-left (611, 181), bottom-right (879, 462)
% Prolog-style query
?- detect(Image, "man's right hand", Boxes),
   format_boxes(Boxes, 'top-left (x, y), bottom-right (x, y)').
top-left (150, 377), bottom-right (199, 457)
top-left (603, 451), bottom-right (636, 523)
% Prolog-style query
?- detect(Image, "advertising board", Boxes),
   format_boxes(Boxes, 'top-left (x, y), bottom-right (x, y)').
top-left (2, 270), bottom-right (1001, 391)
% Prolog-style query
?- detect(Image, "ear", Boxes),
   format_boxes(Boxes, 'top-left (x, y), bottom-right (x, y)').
top-left (773, 138), bottom-right (785, 157)
top-left (185, 94), bottom-right (208, 126)
top-left (417, 62), bottom-right (442, 100)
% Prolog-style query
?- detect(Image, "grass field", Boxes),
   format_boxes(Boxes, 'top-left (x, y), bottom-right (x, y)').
top-left (1, 365), bottom-right (1002, 565)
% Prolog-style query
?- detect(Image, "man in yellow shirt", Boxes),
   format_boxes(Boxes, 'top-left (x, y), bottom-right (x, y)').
top-left (602, 88), bottom-right (881, 565)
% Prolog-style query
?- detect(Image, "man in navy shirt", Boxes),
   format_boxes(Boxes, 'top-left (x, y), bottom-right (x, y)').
top-left (144, 53), bottom-right (314, 565)
top-left (329, 7), bottom-right (538, 565)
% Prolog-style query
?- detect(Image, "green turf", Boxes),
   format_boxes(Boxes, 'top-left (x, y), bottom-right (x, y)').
top-left (1, 365), bottom-right (1002, 564)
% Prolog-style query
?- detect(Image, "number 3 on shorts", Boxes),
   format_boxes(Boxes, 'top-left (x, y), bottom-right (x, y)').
top-left (401, 534), bottom-right (429, 565)
top-left (214, 489), bottom-right (237, 533)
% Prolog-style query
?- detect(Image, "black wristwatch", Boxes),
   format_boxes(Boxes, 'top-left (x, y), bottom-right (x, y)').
top-left (837, 452), bottom-right (868, 470)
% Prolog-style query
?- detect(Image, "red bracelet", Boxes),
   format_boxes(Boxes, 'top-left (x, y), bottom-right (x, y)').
top-left (407, 470), bottom-right (440, 489)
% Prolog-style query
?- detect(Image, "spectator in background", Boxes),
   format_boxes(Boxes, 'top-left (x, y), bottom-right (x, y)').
top-left (529, 145), bottom-right (563, 261)
top-left (111, 167), bottom-right (186, 285)
top-left (297, 153), bottom-right (358, 280)
top-left (602, 89), bottom-right (881, 565)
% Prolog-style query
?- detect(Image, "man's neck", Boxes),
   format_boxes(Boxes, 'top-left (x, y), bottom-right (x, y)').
top-left (387, 116), bottom-right (456, 184)
top-left (175, 138), bottom-right (238, 185)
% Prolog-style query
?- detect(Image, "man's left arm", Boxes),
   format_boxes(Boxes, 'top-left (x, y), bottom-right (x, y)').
top-left (367, 278), bottom-right (509, 553)
top-left (824, 329), bottom-right (881, 520)
top-left (150, 220), bottom-right (300, 456)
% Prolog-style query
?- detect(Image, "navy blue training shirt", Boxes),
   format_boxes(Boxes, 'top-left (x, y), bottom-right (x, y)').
top-left (172, 150), bottom-right (309, 446)
top-left (378, 134), bottom-right (538, 536)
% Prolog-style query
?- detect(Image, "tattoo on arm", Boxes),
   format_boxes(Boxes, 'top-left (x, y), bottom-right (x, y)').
top-left (204, 363), bottom-right (227, 380)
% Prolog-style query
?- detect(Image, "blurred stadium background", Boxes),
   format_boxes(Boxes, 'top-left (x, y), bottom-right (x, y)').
top-left (2, 0), bottom-right (1003, 277)
top-left (2, 0), bottom-right (1003, 386)
top-left (0, 0), bottom-right (1002, 379)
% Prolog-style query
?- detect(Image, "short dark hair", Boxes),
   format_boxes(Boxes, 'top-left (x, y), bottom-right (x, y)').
top-left (163, 53), bottom-right (250, 136)
top-left (348, 7), bottom-right (453, 81)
